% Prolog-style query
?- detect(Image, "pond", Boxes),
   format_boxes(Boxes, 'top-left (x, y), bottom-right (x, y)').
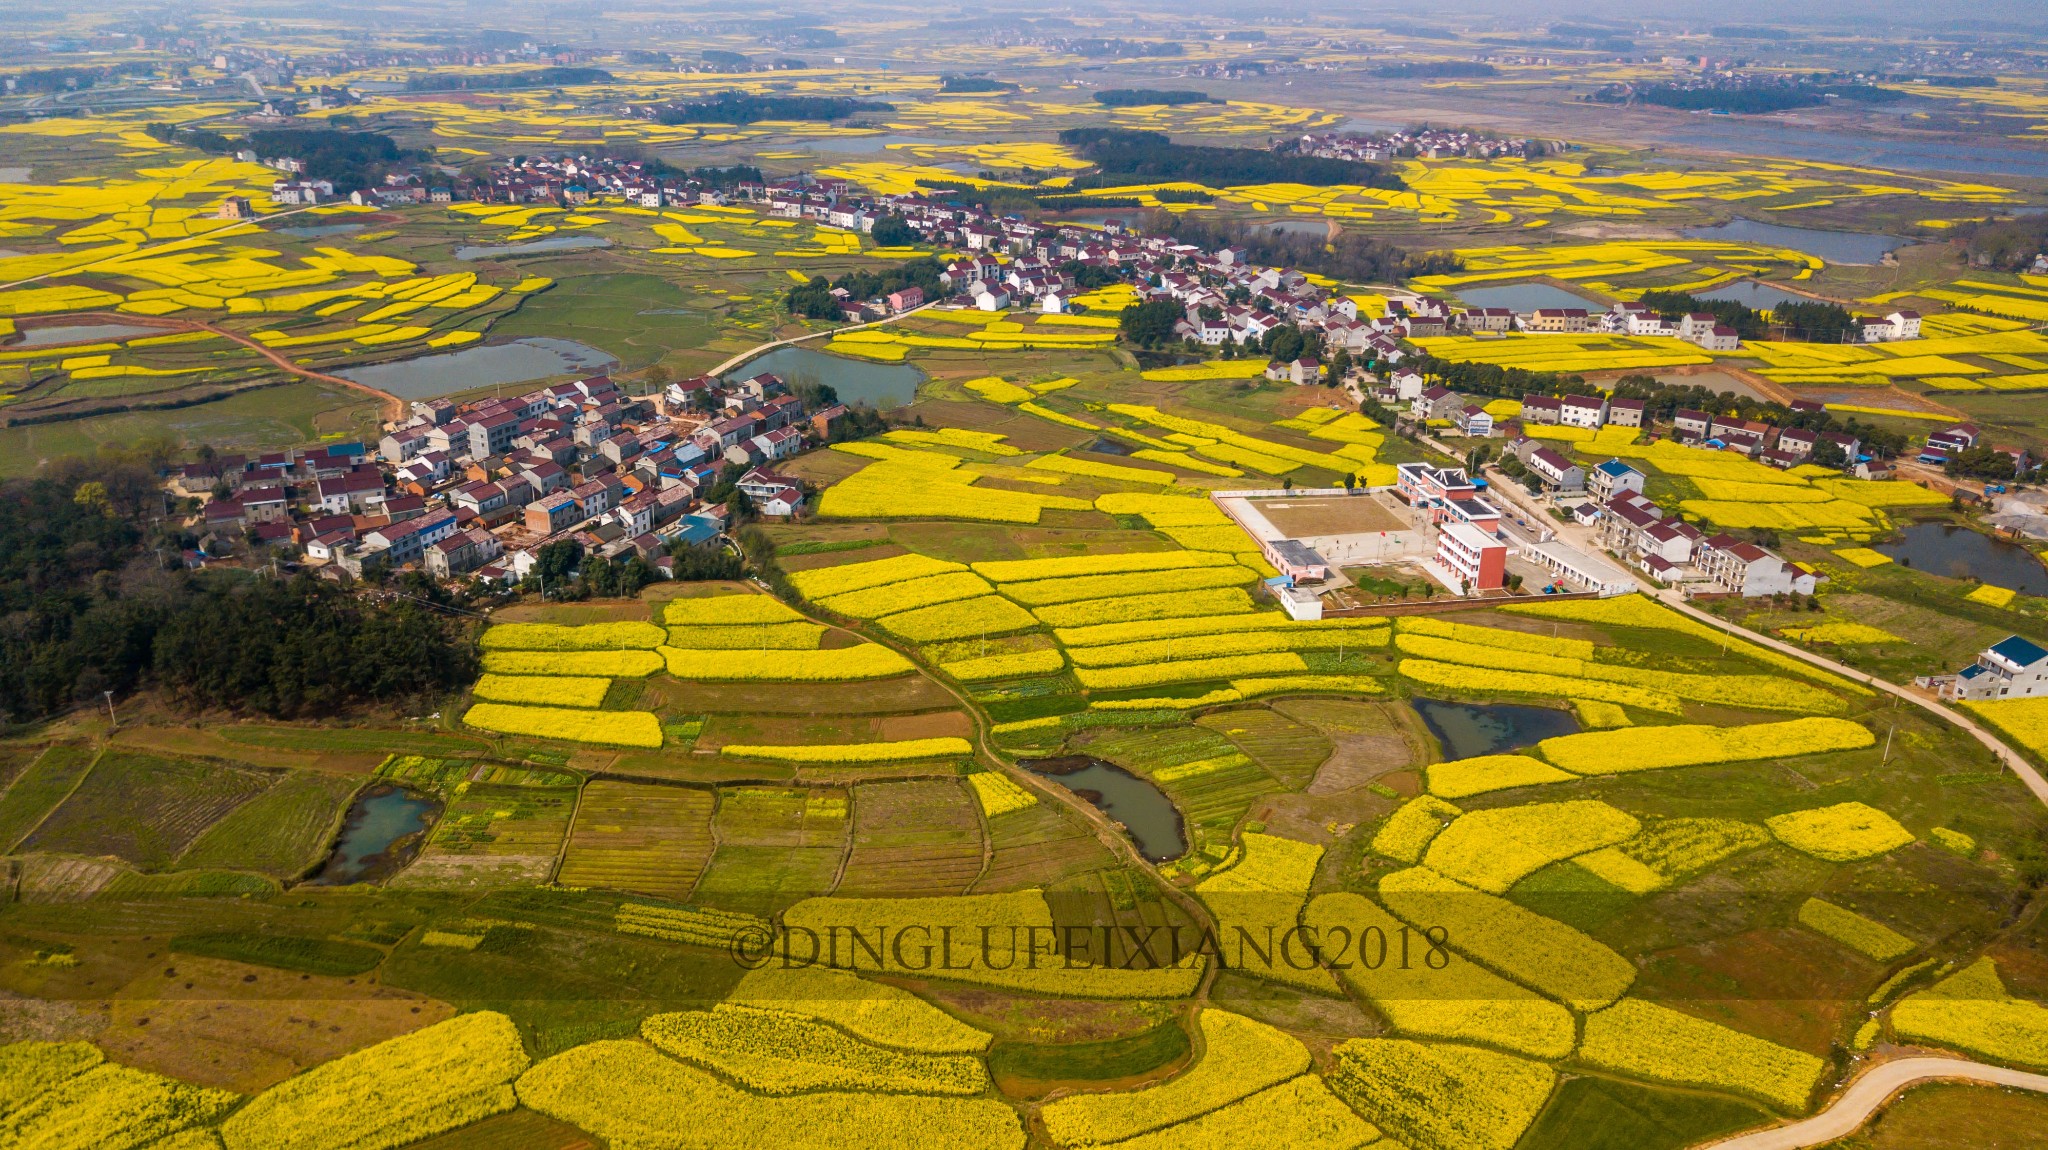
top-left (270, 222), bottom-right (365, 239)
top-left (1020, 757), bottom-right (1186, 861)
top-left (1053, 210), bottom-right (1139, 229)
top-left (1411, 697), bottom-right (1581, 760)
top-left (1455, 282), bottom-right (1603, 313)
top-left (1257, 218), bottom-right (1331, 237)
top-left (1877, 523), bottom-right (2048, 593)
top-left (725, 344), bottom-right (924, 409)
top-left (338, 336), bottom-right (618, 400)
top-left (1696, 280), bottom-right (1814, 310)
top-left (1681, 220), bottom-right (1905, 266)
top-left (16, 322), bottom-right (167, 347)
top-left (307, 784), bottom-right (440, 885)
top-left (1088, 437), bottom-right (1135, 457)
top-left (456, 235), bottom-right (613, 260)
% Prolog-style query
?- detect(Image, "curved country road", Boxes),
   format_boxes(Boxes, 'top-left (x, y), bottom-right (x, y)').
top-left (1651, 589), bottom-right (2048, 806)
top-left (1698, 1057), bottom-right (2048, 1149)
top-left (703, 299), bottom-right (937, 378)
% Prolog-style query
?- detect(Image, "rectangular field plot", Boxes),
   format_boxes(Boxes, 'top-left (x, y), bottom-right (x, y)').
top-left (21, 751), bottom-right (274, 869)
top-left (836, 780), bottom-right (986, 896)
top-left (975, 800), bottom-right (1119, 891)
top-left (391, 783), bottom-right (577, 888)
top-left (692, 843), bottom-right (846, 915)
top-left (556, 782), bottom-right (715, 901)
top-left (1251, 494), bottom-right (1409, 536)
top-left (713, 786), bottom-right (849, 847)
top-left (178, 771), bottom-right (361, 877)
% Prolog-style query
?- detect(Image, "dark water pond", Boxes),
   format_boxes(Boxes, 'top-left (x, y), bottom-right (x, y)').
top-left (1089, 437), bottom-right (1135, 456)
top-left (725, 345), bottom-right (924, 409)
top-left (1696, 281), bottom-right (1813, 310)
top-left (270, 222), bottom-right (365, 239)
top-left (308, 784), bottom-right (439, 885)
top-left (1411, 698), bottom-right (1581, 760)
top-left (1661, 121), bottom-right (2048, 180)
top-left (1455, 283), bottom-right (1603, 312)
top-left (1021, 757), bottom-right (1186, 861)
top-left (1681, 220), bottom-right (1904, 266)
top-left (456, 235), bottom-right (612, 260)
top-left (18, 323), bottom-right (164, 346)
top-left (1258, 217), bottom-right (1331, 237)
top-left (338, 337), bottom-right (616, 399)
top-left (1877, 523), bottom-right (2048, 593)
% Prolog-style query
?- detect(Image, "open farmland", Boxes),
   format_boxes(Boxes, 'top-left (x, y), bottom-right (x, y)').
top-left (16, 10), bottom-right (2048, 1150)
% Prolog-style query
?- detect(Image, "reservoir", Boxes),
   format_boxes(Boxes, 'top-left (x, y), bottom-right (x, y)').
top-left (17, 323), bottom-right (167, 347)
top-left (1697, 281), bottom-right (1814, 311)
top-left (1455, 282), bottom-right (1605, 312)
top-left (1682, 220), bottom-right (1904, 266)
top-left (308, 785), bottom-right (439, 885)
top-left (338, 337), bottom-right (617, 399)
top-left (1411, 698), bottom-right (1581, 760)
top-left (1021, 757), bottom-right (1186, 861)
top-left (1877, 523), bottom-right (2048, 594)
top-left (726, 344), bottom-right (924, 409)
top-left (456, 235), bottom-right (613, 260)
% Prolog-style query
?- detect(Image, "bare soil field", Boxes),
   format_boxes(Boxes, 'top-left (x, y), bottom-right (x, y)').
top-left (1253, 494), bottom-right (1410, 537)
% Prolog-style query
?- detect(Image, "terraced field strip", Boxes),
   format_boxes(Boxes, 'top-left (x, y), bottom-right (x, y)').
top-left (835, 779), bottom-right (987, 896)
top-left (556, 781), bottom-right (715, 900)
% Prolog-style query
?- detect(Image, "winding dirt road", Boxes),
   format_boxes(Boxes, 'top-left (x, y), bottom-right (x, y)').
top-left (1699, 1057), bottom-right (2048, 1149)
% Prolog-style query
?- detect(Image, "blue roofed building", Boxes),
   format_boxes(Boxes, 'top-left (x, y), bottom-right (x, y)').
top-left (1939, 634), bottom-right (2048, 701)
top-left (1588, 458), bottom-right (1646, 502)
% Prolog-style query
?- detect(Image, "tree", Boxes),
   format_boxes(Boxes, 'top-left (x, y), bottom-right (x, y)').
top-left (1282, 477), bottom-right (1294, 492)
top-left (1343, 473), bottom-right (1357, 493)
top-left (1118, 299), bottom-right (1182, 345)
top-left (870, 213), bottom-right (916, 246)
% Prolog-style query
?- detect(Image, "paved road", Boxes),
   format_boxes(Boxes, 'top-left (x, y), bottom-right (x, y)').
top-left (1653, 589), bottom-right (2048, 805)
top-left (1700, 1057), bottom-right (2048, 1149)
top-left (704, 300), bottom-right (937, 379)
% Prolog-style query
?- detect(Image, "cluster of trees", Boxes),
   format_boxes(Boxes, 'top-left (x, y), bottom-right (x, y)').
top-left (1775, 300), bottom-right (1858, 342)
top-left (1056, 128), bottom-right (1401, 191)
top-left (1592, 76), bottom-right (1900, 113)
top-left (1638, 289), bottom-right (1768, 340)
top-left (7, 63), bottom-right (156, 94)
top-left (1944, 446), bottom-right (2022, 483)
top-left (0, 460), bottom-right (476, 724)
top-left (405, 66), bottom-right (612, 91)
top-left (1960, 215), bottom-right (2048, 272)
top-left (654, 92), bottom-right (893, 125)
top-left (940, 76), bottom-right (1014, 94)
top-left (519, 538), bottom-right (667, 600)
top-left (148, 125), bottom-right (426, 191)
top-left (1094, 89), bottom-right (1218, 106)
top-left (1145, 209), bottom-right (1460, 284)
top-left (783, 257), bottom-right (944, 319)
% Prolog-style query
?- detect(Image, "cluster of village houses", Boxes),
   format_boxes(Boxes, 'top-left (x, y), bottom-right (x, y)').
top-left (207, 161), bottom-right (1988, 611)
top-left (179, 370), bottom-right (842, 585)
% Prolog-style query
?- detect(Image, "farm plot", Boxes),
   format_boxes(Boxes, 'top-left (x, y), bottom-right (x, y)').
top-left (177, 770), bottom-right (361, 877)
top-left (0, 744), bottom-right (101, 852)
top-left (974, 797), bottom-right (1120, 891)
top-left (835, 780), bottom-right (986, 896)
top-left (694, 787), bottom-right (850, 913)
top-left (21, 751), bottom-right (274, 870)
top-left (1195, 707), bottom-right (1333, 788)
top-left (556, 781), bottom-right (715, 901)
top-left (391, 782), bottom-right (577, 888)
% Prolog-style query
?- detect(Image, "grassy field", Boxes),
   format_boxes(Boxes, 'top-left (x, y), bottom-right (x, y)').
top-left (555, 781), bottom-right (715, 900)
top-left (21, 750), bottom-right (274, 870)
top-left (176, 770), bottom-right (361, 877)
top-left (0, 382), bottom-right (384, 476)
top-left (835, 779), bottom-right (986, 896)
top-left (0, 744), bottom-right (99, 852)
top-left (487, 271), bottom-right (723, 371)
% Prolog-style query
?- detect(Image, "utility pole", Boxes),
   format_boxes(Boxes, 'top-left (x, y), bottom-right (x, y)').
top-left (102, 690), bottom-right (116, 731)
top-left (1882, 723), bottom-right (1895, 766)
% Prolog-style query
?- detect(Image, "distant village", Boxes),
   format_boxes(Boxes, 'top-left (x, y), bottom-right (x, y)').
top-left (201, 152), bottom-right (1998, 606)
